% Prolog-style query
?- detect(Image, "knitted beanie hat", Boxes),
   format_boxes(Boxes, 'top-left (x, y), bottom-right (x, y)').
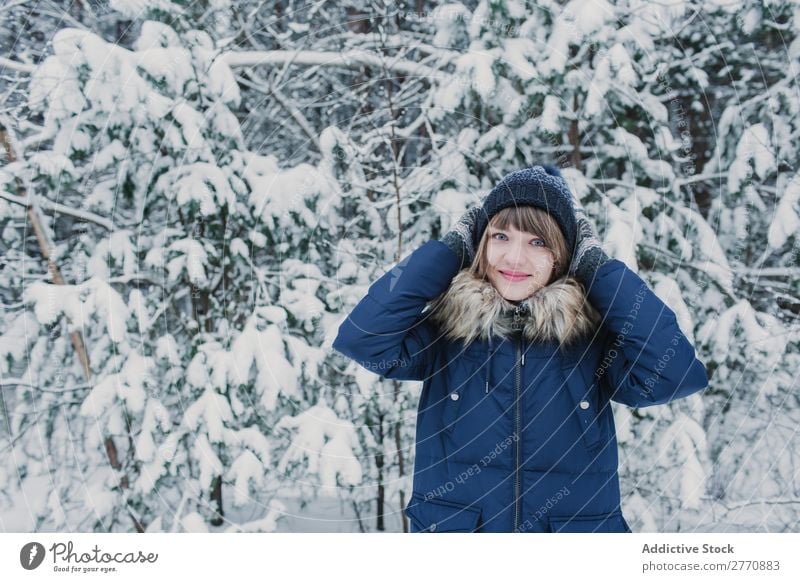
top-left (472, 164), bottom-right (578, 257)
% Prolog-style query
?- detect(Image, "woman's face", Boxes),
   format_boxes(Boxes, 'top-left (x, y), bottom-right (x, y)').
top-left (485, 223), bottom-right (555, 301)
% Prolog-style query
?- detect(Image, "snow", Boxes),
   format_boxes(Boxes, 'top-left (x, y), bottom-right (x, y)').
top-left (181, 511), bottom-right (210, 533)
top-left (404, 142), bottom-right (472, 196)
top-left (543, 0), bottom-right (614, 75)
top-left (275, 403), bottom-right (362, 495)
top-left (174, 163), bottom-right (237, 215)
top-left (24, 278), bottom-right (129, 343)
top-left (228, 314), bottom-right (298, 409)
top-left (27, 152), bottom-right (78, 181)
top-left (656, 412), bottom-right (708, 510)
top-left (128, 289), bottom-right (149, 332)
top-left (609, 43), bottom-right (636, 85)
top-left (109, 0), bottom-right (187, 20)
top-left (673, 206), bottom-right (736, 295)
top-left (253, 325), bottom-right (299, 410)
top-left (651, 275), bottom-right (697, 344)
top-left (166, 238), bottom-right (209, 286)
top-left (282, 276), bottom-right (326, 328)
top-left (0, 312), bottom-right (38, 372)
top-left (287, 22), bottom-right (309, 34)
top-left (768, 172), bottom-right (800, 249)
top-left (193, 433), bottom-right (224, 492)
top-left (459, 47), bottom-right (496, 100)
top-left (501, 38), bottom-right (538, 81)
top-left (186, 352), bottom-right (211, 388)
top-left (136, 47), bottom-right (193, 94)
top-left (224, 499), bottom-right (285, 533)
top-left (119, 351), bottom-right (151, 414)
top-left (92, 140), bottom-right (127, 172)
top-left (248, 162), bottom-right (330, 230)
top-left (84, 480), bottom-right (117, 518)
top-left (53, 120), bottom-right (91, 158)
top-left (227, 450), bottom-right (265, 507)
top-left (79, 351), bottom-right (150, 421)
top-left (741, 6), bottom-right (762, 34)
top-left (232, 427), bottom-right (271, 464)
top-left (432, 188), bottom-right (477, 228)
top-left (47, 490), bottom-right (67, 529)
top-left (639, 91), bottom-right (669, 124)
top-left (155, 334), bottom-right (181, 365)
top-left (432, 74), bottom-right (468, 116)
top-left (600, 191), bottom-right (639, 265)
top-left (431, 3), bottom-right (470, 47)
top-left (697, 299), bottom-right (774, 364)
top-left (585, 52), bottom-right (610, 117)
top-left (540, 95), bottom-right (563, 134)
top-left (611, 128), bottom-right (648, 164)
top-left (135, 399), bottom-right (171, 463)
top-left (728, 123), bottom-right (775, 192)
top-left (134, 20), bottom-right (182, 50)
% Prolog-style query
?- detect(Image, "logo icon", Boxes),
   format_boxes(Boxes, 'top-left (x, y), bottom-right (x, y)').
top-left (20, 542), bottom-right (46, 570)
top-left (388, 253), bottom-right (411, 293)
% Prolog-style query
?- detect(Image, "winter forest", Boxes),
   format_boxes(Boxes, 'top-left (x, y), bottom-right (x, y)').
top-left (0, 0), bottom-right (799, 534)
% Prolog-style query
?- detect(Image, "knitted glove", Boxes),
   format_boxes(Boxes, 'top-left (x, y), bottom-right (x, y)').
top-left (440, 205), bottom-right (483, 269)
top-left (569, 203), bottom-right (611, 287)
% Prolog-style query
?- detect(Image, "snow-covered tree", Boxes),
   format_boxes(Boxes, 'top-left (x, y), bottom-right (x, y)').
top-left (0, 8), bottom-right (360, 531)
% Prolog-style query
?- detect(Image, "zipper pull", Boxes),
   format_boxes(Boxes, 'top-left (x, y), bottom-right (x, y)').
top-left (485, 380), bottom-right (489, 394)
top-left (512, 305), bottom-right (523, 331)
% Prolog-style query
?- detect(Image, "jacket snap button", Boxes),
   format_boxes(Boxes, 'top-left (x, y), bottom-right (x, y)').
top-left (450, 393), bottom-right (460, 401)
top-left (429, 522), bottom-right (437, 531)
top-left (579, 400), bottom-right (590, 410)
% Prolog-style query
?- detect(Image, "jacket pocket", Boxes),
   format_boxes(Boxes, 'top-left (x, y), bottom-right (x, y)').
top-left (405, 494), bottom-right (482, 532)
top-left (548, 510), bottom-right (631, 533)
top-left (560, 361), bottom-right (603, 452)
top-left (548, 511), bottom-right (632, 533)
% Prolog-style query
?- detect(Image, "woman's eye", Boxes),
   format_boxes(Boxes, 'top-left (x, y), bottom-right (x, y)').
top-left (491, 233), bottom-right (546, 247)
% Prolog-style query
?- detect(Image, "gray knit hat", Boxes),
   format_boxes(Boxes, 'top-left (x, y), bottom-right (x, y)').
top-left (472, 165), bottom-right (578, 257)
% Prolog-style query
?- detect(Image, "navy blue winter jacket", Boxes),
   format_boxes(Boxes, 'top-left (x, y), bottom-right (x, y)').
top-left (333, 239), bottom-right (709, 532)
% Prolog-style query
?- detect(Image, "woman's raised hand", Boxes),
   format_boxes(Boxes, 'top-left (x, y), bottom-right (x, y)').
top-left (440, 205), bottom-right (483, 269)
top-left (570, 203), bottom-right (611, 287)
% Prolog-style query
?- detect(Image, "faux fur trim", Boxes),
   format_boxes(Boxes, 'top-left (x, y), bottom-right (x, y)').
top-left (425, 270), bottom-right (602, 346)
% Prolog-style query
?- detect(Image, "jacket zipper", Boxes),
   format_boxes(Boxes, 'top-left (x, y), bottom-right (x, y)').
top-left (514, 340), bottom-right (521, 531)
top-left (512, 304), bottom-right (525, 532)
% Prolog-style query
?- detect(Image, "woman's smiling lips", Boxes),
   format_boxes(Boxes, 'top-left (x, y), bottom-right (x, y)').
top-left (499, 270), bottom-right (530, 282)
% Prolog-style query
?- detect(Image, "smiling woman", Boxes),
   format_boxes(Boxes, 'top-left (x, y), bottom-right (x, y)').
top-left (470, 205), bottom-right (569, 302)
top-left (332, 164), bottom-right (710, 533)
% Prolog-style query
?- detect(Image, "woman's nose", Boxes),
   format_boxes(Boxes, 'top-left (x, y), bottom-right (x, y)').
top-left (501, 243), bottom-right (526, 265)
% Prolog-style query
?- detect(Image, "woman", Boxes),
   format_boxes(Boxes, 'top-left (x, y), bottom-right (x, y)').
top-left (332, 165), bottom-right (709, 533)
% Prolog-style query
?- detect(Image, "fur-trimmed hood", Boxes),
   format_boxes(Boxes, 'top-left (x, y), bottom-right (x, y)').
top-left (425, 270), bottom-right (602, 347)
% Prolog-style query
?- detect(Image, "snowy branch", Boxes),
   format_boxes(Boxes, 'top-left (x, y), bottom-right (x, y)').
top-left (106, 273), bottom-right (165, 287)
top-left (737, 266), bottom-right (800, 277)
top-left (0, 190), bottom-right (114, 231)
top-left (222, 49), bottom-right (446, 83)
top-left (319, 31), bottom-right (459, 61)
top-left (0, 378), bottom-right (92, 393)
top-left (710, 497), bottom-right (800, 510)
top-left (0, 56), bottom-right (36, 74)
